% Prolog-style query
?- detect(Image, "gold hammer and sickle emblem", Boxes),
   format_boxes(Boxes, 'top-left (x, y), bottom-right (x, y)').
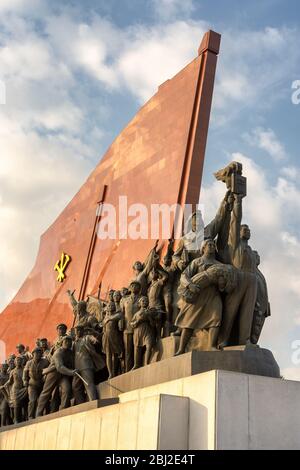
top-left (54, 252), bottom-right (71, 282)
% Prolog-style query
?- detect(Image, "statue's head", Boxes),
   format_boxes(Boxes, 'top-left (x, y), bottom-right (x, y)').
top-left (75, 325), bottom-right (84, 338)
top-left (138, 296), bottom-right (149, 308)
top-left (201, 238), bottom-right (216, 257)
top-left (16, 344), bottom-right (25, 354)
top-left (129, 280), bottom-right (141, 295)
top-left (113, 290), bottom-right (121, 302)
top-left (32, 348), bottom-right (43, 362)
top-left (106, 301), bottom-right (116, 314)
top-left (121, 287), bottom-right (129, 297)
top-left (39, 338), bottom-right (48, 350)
top-left (15, 356), bottom-right (23, 368)
top-left (8, 355), bottom-right (16, 369)
top-left (1, 363), bottom-right (9, 373)
top-left (57, 324), bottom-right (67, 337)
top-left (108, 290), bottom-right (115, 301)
top-left (240, 224), bottom-right (251, 241)
top-left (133, 261), bottom-right (143, 273)
top-left (77, 301), bottom-right (87, 317)
top-left (62, 336), bottom-right (73, 350)
top-left (151, 268), bottom-right (159, 281)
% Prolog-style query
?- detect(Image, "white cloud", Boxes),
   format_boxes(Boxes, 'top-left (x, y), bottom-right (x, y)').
top-left (212, 26), bottom-right (300, 126)
top-left (117, 21), bottom-right (207, 102)
top-left (0, 0), bottom-right (42, 14)
top-left (45, 13), bottom-right (208, 103)
top-left (281, 166), bottom-right (299, 180)
top-left (152, 0), bottom-right (195, 20)
top-left (45, 15), bottom-right (123, 90)
top-left (6, 10), bottom-right (294, 116)
top-left (244, 127), bottom-right (286, 161)
top-left (0, 114), bottom-right (94, 309)
top-left (0, 39), bottom-right (54, 81)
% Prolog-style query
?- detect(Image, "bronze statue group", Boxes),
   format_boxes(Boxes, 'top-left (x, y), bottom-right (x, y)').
top-left (0, 162), bottom-right (270, 427)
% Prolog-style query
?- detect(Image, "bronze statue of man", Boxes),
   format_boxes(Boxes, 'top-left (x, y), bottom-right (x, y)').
top-left (148, 267), bottom-right (168, 340)
top-left (16, 344), bottom-right (32, 367)
top-left (213, 163), bottom-right (258, 347)
top-left (23, 347), bottom-right (49, 419)
top-left (39, 338), bottom-right (52, 363)
top-left (161, 239), bottom-right (177, 335)
top-left (228, 194), bottom-right (257, 273)
top-left (251, 251), bottom-right (271, 344)
top-left (72, 325), bottom-right (105, 403)
top-left (48, 324), bottom-right (68, 413)
top-left (36, 336), bottom-right (77, 417)
top-left (119, 288), bottom-right (129, 332)
top-left (121, 280), bottom-right (142, 372)
top-left (50, 324), bottom-right (68, 355)
top-left (130, 296), bottom-right (156, 369)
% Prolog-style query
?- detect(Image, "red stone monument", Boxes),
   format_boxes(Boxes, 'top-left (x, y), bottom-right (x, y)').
top-left (0, 30), bottom-right (221, 355)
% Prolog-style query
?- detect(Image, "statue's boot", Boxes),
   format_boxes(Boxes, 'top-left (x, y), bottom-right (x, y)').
top-left (174, 328), bottom-right (193, 356)
top-left (162, 321), bottom-right (171, 337)
top-left (207, 327), bottom-right (220, 351)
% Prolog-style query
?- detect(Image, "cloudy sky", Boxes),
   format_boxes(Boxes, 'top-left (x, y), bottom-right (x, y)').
top-left (1, 0), bottom-right (300, 379)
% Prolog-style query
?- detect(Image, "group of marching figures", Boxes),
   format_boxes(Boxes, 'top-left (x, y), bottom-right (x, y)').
top-left (0, 162), bottom-right (270, 426)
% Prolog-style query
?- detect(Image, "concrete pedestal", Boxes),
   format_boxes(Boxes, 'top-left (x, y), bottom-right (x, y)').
top-left (1, 369), bottom-right (300, 449)
top-left (99, 346), bottom-right (280, 399)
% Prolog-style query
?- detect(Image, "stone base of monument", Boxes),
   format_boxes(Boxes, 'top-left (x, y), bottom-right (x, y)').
top-left (99, 344), bottom-right (280, 399)
top-left (1, 369), bottom-right (300, 450)
top-left (0, 398), bottom-right (119, 433)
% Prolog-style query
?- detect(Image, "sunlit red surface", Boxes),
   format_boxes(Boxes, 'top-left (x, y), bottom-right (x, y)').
top-left (0, 31), bottom-right (221, 355)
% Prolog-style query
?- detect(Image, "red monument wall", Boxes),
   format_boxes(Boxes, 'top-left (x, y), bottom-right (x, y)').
top-left (0, 31), bottom-right (221, 355)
